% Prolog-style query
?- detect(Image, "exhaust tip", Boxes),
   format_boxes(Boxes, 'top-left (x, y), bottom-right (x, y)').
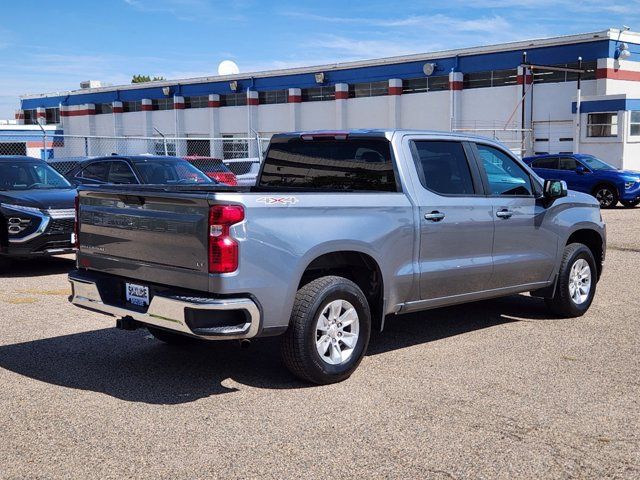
top-left (239, 339), bottom-right (251, 349)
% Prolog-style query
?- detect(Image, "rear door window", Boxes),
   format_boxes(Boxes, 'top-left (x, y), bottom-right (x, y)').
top-left (108, 161), bottom-right (138, 184)
top-left (78, 161), bottom-right (110, 183)
top-left (558, 157), bottom-right (579, 170)
top-left (532, 157), bottom-right (558, 169)
top-left (259, 138), bottom-right (397, 191)
top-left (410, 141), bottom-right (475, 195)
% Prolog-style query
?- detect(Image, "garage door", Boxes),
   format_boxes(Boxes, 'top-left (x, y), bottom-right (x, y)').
top-left (533, 121), bottom-right (574, 155)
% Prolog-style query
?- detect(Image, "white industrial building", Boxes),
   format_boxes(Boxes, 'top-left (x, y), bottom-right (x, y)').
top-left (14, 28), bottom-right (640, 170)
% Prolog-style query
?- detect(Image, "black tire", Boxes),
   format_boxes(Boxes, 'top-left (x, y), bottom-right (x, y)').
top-left (281, 275), bottom-right (371, 385)
top-left (593, 184), bottom-right (619, 208)
top-left (146, 326), bottom-right (195, 345)
top-left (620, 199), bottom-right (640, 208)
top-left (0, 256), bottom-right (12, 270)
top-left (545, 243), bottom-right (597, 318)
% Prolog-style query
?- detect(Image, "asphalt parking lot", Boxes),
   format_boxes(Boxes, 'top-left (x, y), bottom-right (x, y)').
top-left (0, 208), bottom-right (638, 479)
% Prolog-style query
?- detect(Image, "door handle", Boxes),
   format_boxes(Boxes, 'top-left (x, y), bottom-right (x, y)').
top-left (496, 209), bottom-right (513, 219)
top-left (424, 211), bottom-right (445, 222)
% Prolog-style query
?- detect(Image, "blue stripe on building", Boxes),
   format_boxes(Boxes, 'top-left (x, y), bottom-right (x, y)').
top-left (22, 39), bottom-right (616, 110)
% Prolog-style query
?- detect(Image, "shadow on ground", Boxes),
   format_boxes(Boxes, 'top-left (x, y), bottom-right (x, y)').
top-left (0, 256), bottom-right (75, 278)
top-left (0, 294), bottom-right (553, 404)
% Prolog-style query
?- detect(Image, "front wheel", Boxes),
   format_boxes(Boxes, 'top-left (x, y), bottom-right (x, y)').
top-left (594, 185), bottom-right (619, 208)
top-left (545, 243), bottom-right (597, 318)
top-left (281, 276), bottom-right (371, 385)
top-left (620, 199), bottom-right (640, 208)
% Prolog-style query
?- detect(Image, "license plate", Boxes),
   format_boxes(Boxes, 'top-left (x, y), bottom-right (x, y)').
top-left (125, 283), bottom-right (149, 307)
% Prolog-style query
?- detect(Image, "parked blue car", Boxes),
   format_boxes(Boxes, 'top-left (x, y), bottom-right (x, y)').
top-left (523, 153), bottom-right (640, 208)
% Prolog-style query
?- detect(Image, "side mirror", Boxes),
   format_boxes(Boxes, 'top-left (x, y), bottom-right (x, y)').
top-left (544, 179), bottom-right (568, 200)
top-left (575, 166), bottom-right (587, 175)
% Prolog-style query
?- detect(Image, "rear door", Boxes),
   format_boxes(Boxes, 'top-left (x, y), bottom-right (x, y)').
top-left (472, 143), bottom-right (557, 288)
top-left (407, 139), bottom-right (495, 300)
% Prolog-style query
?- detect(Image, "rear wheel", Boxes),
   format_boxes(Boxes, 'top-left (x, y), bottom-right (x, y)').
top-left (620, 199), bottom-right (640, 208)
top-left (146, 326), bottom-right (195, 345)
top-left (545, 243), bottom-right (597, 318)
top-left (593, 185), bottom-right (619, 208)
top-left (281, 276), bottom-right (371, 385)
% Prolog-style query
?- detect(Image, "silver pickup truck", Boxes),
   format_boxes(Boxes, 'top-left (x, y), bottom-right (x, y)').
top-left (69, 130), bottom-right (606, 384)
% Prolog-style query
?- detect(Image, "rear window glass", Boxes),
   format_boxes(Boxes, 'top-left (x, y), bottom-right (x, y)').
top-left (258, 138), bottom-right (397, 191)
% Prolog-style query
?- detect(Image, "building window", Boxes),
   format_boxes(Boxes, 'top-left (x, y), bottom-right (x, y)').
top-left (402, 75), bottom-right (449, 94)
top-left (587, 113), bottom-right (618, 137)
top-left (94, 103), bottom-right (113, 115)
top-left (184, 96), bottom-right (208, 109)
top-left (123, 101), bottom-right (142, 112)
top-left (301, 86), bottom-right (335, 102)
top-left (152, 98), bottom-right (173, 110)
top-left (463, 71), bottom-right (492, 89)
top-left (23, 109), bottom-right (37, 125)
top-left (220, 93), bottom-right (247, 107)
top-left (533, 61), bottom-right (597, 84)
top-left (258, 90), bottom-right (287, 105)
top-left (489, 69), bottom-right (518, 87)
top-left (348, 81), bottom-right (388, 98)
top-left (45, 107), bottom-right (60, 124)
top-left (630, 111), bottom-right (640, 136)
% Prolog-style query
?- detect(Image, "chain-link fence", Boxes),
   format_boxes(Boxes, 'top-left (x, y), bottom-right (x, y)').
top-left (0, 133), bottom-right (270, 181)
top-left (452, 122), bottom-right (533, 157)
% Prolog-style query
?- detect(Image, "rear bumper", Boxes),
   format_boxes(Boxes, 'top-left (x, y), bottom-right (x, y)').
top-left (68, 272), bottom-right (261, 340)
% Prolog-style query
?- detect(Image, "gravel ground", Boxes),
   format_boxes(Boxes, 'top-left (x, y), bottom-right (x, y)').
top-left (0, 208), bottom-right (638, 479)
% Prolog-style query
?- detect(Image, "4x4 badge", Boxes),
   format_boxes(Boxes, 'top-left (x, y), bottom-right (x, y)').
top-left (256, 196), bottom-right (298, 205)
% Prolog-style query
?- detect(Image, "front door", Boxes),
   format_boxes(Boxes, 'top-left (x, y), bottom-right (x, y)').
top-left (473, 143), bottom-right (558, 289)
top-left (408, 139), bottom-right (495, 300)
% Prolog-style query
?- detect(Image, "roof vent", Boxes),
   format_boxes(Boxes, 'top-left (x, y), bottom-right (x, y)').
top-left (80, 80), bottom-right (105, 89)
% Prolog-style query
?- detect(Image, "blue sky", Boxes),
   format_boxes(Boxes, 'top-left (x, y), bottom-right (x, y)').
top-left (1, 0), bottom-right (638, 119)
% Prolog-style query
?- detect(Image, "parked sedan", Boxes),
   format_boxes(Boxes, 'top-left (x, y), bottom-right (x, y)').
top-left (65, 155), bottom-right (215, 186)
top-left (0, 156), bottom-right (76, 260)
top-left (182, 156), bottom-right (238, 186)
top-left (523, 153), bottom-right (640, 208)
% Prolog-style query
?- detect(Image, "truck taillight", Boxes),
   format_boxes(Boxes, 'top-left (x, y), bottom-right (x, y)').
top-left (208, 205), bottom-right (244, 273)
top-left (73, 194), bottom-right (80, 248)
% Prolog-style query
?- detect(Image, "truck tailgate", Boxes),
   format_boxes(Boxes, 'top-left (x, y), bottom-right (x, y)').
top-left (77, 188), bottom-right (212, 291)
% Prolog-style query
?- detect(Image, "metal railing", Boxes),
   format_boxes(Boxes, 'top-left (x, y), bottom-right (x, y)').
top-left (0, 133), bottom-right (270, 177)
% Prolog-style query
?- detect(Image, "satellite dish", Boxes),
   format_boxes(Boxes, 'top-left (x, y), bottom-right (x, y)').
top-left (218, 60), bottom-right (240, 76)
top-left (423, 63), bottom-right (437, 76)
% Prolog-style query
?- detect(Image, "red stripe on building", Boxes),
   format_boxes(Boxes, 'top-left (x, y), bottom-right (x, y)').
top-left (247, 97), bottom-right (259, 106)
top-left (596, 68), bottom-right (640, 81)
top-left (36, 111), bottom-right (46, 118)
top-left (288, 95), bottom-right (302, 103)
top-left (26, 141), bottom-right (55, 148)
top-left (15, 113), bottom-right (24, 119)
top-left (112, 106), bottom-right (123, 113)
top-left (60, 109), bottom-right (95, 117)
top-left (388, 86), bottom-right (402, 95)
top-left (516, 74), bottom-right (533, 85)
top-left (208, 100), bottom-right (220, 108)
top-left (174, 102), bottom-right (185, 109)
top-left (141, 104), bottom-right (153, 111)
top-left (335, 91), bottom-right (349, 100)
top-left (449, 81), bottom-right (464, 91)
